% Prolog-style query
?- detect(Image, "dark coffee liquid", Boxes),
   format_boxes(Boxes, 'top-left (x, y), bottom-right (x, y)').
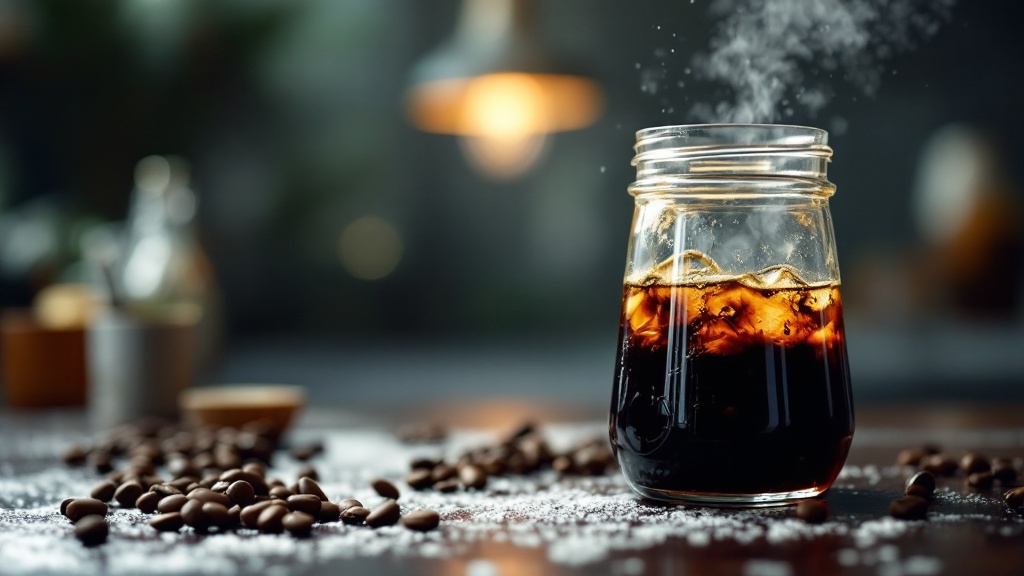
top-left (609, 278), bottom-right (854, 497)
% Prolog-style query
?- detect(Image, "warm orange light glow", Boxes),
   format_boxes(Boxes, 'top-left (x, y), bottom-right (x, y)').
top-left (408, 72), bottom-right (602, 137)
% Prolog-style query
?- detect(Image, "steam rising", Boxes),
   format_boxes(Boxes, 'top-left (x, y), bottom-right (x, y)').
top-left (675, 0), bottom-right (955, 123)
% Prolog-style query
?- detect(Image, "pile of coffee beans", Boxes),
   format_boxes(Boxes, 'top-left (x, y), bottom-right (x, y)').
top-left (403, 423), bottom-right (614, 493)
top-left (57, 420), bottom-right (441, 546)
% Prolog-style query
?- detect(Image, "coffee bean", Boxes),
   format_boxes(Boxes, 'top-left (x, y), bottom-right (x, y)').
top-left (889, 495), bottom-right (929, 520)
top-left (167, 477), bottom-right (195, 492)
top-left (240, 501), bottom-right (277, 528)
top-left (920, 454), bottom-right (958, 477)
top-left (967, 471), bottom-right (995, 489)
top-left (960, 452), bottom-right (991, 475)
top-left (149, 484), bottom-right (182, 497)
top-left (66, 499), bottom-right (109, 522)
top-left (226, 481), bottom-right (256, 506)
top-left (220, 470), bottom-right (269, 496)
top-left (257, 504), bottom-right (289, 534)
top-left (401, 509), bottom-right (440, 532)
top-left (365, 499), bottom-right (401, 528)
top-left (318, 501), bottom-right (340, 523)
top-left (991, 458), bottom-right (1018, 483)
top-left (896, 447), bottom-right (927, 467)
top-left (62, 444), bottom-right (89, 466)
top-left (552, 455), bottom-right (574, 474)
top-left (74, 515), bottom-right (108, 546)
top-left (90, 480), bottom-right (117, 502)
top-left (289, 441), bottom-right (324, 461)
top-left (371, 478), bottom-right (401, 500)
top-left (794, 500), bottom-right (829, 524)
top-left (506, 422), bottom-right (536, 442)
top-left (201, 502), bottom-right (230, 529)
top-left (269, 486), bottom-right (295, 500)
top-left (181, 499), bottom-right (211, 531)
top-left (340, 506), bottom-right (370, 525)
top-left (149, 512), bottom-right (185, 532)
top-left (210, 481), bottom-right (231, 493)
top-left (282, 511), bottom-right (315, 537)
top-left (410, 457), bottom-right (441, 471)
top-left (114, 480), bottom-right (144, 508)
top-left (88, 451), bottom-right (114, 474)
top-left (227, 505), bottom-right (241, 528)
top-left (241, 462), bottom-right (266, 478)
top-left (296, 465), bottom-right (318, 481)
top-left (60, 498), bottom-right (74, 517)
top-left (298, 477), bottom-right (328, 501)
top-left (458, 465), bottom-right (487, 490)
top-left (287, 494), bottom-right (322, 516)
top-left (434, 479), bottom-right (459, 493)
top-left (187, 488), bottom-right (232, 508)
top-left (1004, 486), bottom-right (1024, 509)
top-left (157, 494), bottom-right (188, 514)
top-left (136, 491), bottom-right (163, 514)
top-left (405, 469), bottom-right (433, 490)
top-left (905, 471), bottom-right (936, 498)
top-left (198, 474), bottom-right (220, 489)
top-left (431, 464), bottom-right (457, 483)
top-left (338, 498), bottom-right (363, 511)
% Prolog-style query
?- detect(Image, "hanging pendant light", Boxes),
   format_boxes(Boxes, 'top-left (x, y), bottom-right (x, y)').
top-left (406, 0), bottom-right (603, 179)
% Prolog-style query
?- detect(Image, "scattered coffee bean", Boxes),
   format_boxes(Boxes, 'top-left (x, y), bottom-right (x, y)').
top-left (90, 480), bottom-right (117, 502)
top-left (405, 469), bottom-right (433, 490)
top-left (371, 478), bottom-right (400, 500)
top-left (226, 480), bottom-right (255, 506)
top-left (296, 465), bottom-right (319, 481)
top-left (409, 457), bottom-right (442, 470)
top-left (227, 505), bottom-right (241, 528)
top-left (150, 484), bottom-right (182, 497)
top-left (434, 479), bottom-right (459, 493)
top-left (960, 452), bottom-right (991, 475)
top-left (338, 498), bottom-right (363, 511)
top-left (201, 502), bottom-right (230, 529)
top-left (340, 506), bottom-right (370, 525)
top-left (431, 464), bottom-right (457, 483)
top-left (318, 501), bottom-right (340, 523)
top-left (365, 499), bottom-right (401, 528)
top-left (459, 465), bottom-right (487, 490)
top-left (187, 488), bottom-right (232, 508)
top-left (136, 491), bottom-right (163, 514)
top-left (920, 454), bottom-right (958, 477)
top-left (896, 447), bottom-right (927, 467)
top-left (62, 444), bottom-right (89, 466)
top-left (88, 451), bottom-right (114, 474)
top-left (794, 500), bottom-right (829, 524)
top-left (114, 480), bottom-right (144, 508)
top-left (552, 456), bottom-right (573, 474)
top-left (257, 504), bottom-right (289, 534)
top-left (298, 477), bottom-right (328, 501)
top-left (74, 515), bottom-right (108, 546)
top-left (242, 462), bottom-right (267, 478)
top-left (282, 511), bottom-right (315, 537)
top-left (269, 486), bottom-right (295, 500)
top-left (991, 458), bottom-right (1018, 484)
top-left (66, 499), bottom-right (109, 522)
top-left (287, 494), bottom-right (322, 516)
top-left (1002, 486), bottom-right (1024, 509)
top-left (288, 441), bottom-right (324, 462)
top-left (157, 494), bottom-right (188, 514)
top-left (401, 509), bottom-right (440, 532)
top-left (967, 471), bottom-right (995, 489)
top-left (210, 481), bottom-right (231, 493)
top-left (905, 471), bottom-right (936, 498)
top-left (240, 500), bottom-right (277, 528)
top-left (60, 498), bottom-right (74, 517)
top-left (890, 495), bottom-right (929, 520)
top-left (149, 512), bottom-right (185, 532)
top-left (220, 469), bottom-right (269, 496)
top-left (181, 499), bottom-right (211, 531)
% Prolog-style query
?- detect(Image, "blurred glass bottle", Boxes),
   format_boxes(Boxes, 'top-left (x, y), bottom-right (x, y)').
top-left (118, 155), bottom-right (222, 373)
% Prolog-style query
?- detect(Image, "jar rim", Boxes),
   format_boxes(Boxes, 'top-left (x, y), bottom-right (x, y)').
top-left (634, 124), bottom-right (831, 165)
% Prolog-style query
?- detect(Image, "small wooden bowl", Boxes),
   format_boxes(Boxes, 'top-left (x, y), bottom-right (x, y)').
top-left (179, 385), bottom-right (306, 439)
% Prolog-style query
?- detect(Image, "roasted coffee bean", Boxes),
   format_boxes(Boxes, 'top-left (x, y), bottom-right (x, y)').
top-left (167, 477), bottom-right (196, 492)
top-left (340, 506), bottom-right (370, 525)
top-left (62, 444), bottom-right (89, 466)
top-left (66, 499), bottom-right (109, 522)
top-left (149, 512), bottom-right (185, 532)
top-left (967, 471), bottom-right (995, 489)
top-left (573, 447), bottom-right (610, 476)
top-left (371, 478), bottom-right (401, 500)
top-left (458, 465), bottom-right (487, 490)
top-left (197, 473), bottom-right (220, 489)
top-left (210, 481), bottom-right (231, 493)
top-left (149, 484), bottom-right (182, 497)
top-left (296, 465), bottom-right (319, 481)
top-left (157, 494), bottom-right (188, 514)
top-left (88, 451), bottom-right (114, 474)
top-left (960, 452), bottom-right (991, 475)
top-left (889, 496), bottom-right (929, 520)
top-left (365, 499), bottom-right (401, 528)
top-left (506, 422), bottom-right (536, 442)
top-left (920, 454), bottom-right (958, 477)
top-left (90, 480), bottom-right (117, 502)
top-left (409, 457), bottom-right (442, 471)
top-left (269, 486), bottom-right (295, 500)
top-left (113, 480), bottom-right (144, 508)
top-left (1004, 486), bottom-right (1024, 509)
top-left (991, 458), bottom-right (1018, 483)
top-left (905, 471), bottom-right (936, 498)
top-left (298, 477), bottom-right (328, 501)
top-left (181, 499), bottom-right (211, 531)
top-left (226, 480), bottom-right (256, 506)
top-left (186, 488), bottom-right (232, 508)
top-left (896, 447), bottom-right (927, 466)
top-left (405, 469), bottom-right (433, 490)
top-left (434, 479), bottom-right (459, 493)
top-left (60, 498), bottom-right (75, 517)
top-left (289, 441), bottom-right (324, 461)
top-left (401, 509), bottom-right (440, 532)
top-left (74, 515), bottom-right (108, 546)
top-left (318, 501), bottom-right (340, 523)
top-left (240, 501), bottom-right (277, 528)
top-left (282, 511), bottom-right (315, 537)
top-left (431, 464), bottom-right (457, 483)
top-left (241, 462), bottom-right (267, 478)
top-left (795, 500), bottom-right (829, 524)
top-left (220, 469), bottom-right (269, 496)
top-left (136, 491), bottom-right (163, 514)
top-left (227, 505), bottom-right (241, 528)
top-left (287, 494), bottom-right (322, 516)
top-left (338, 498), bottom-right (363, 511)
top-left (202, 502), bottom-right (230, 529)
top-left (257, 504), bottom-right (289, 534)
top-left (551, 455), bottom-right (574, 474)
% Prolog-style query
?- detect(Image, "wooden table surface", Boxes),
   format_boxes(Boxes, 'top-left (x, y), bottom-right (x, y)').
top-left (1, 402), bottom-right (1022, 576)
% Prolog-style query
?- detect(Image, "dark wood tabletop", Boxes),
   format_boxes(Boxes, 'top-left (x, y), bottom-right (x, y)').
top-left (1, 402), bottom-right (1022, 576)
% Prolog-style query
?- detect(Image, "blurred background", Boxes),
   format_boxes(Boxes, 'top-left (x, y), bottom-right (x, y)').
top-left (0, 0), bottom-right (1021, 417)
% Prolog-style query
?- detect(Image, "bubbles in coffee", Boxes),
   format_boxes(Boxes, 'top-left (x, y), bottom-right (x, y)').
top-left (609, 256), bottom-right (854, 503)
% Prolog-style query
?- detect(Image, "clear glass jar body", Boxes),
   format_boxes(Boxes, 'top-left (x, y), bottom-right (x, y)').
top-left (609, 125), bottom-right (854, 506)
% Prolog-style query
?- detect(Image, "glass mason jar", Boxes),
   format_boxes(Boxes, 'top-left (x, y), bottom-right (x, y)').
top-left (609, 124), bottom-right (854, 506)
